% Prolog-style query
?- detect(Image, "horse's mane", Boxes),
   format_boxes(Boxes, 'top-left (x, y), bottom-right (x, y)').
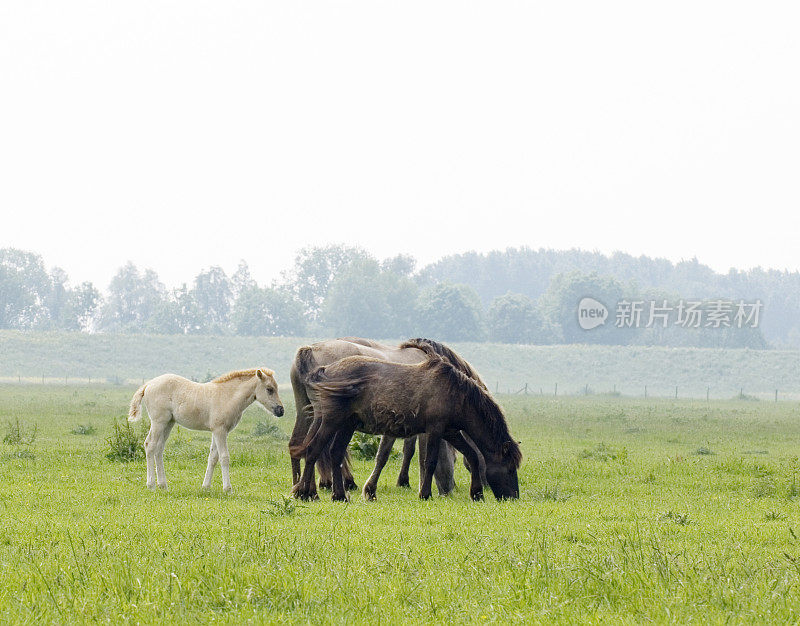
top-left (423, 355), bottom-right (522, 468)
top-left (400, 338), bottom-right (487, 390)
top-left (212, 368), bottom-right (274, 383)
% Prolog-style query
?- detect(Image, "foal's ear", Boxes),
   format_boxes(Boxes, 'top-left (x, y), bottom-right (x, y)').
top-left (257, 369), bottom-right (265, 380)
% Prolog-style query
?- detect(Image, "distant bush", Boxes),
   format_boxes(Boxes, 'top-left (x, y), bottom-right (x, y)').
top-left (251, 420), bottom-right (289, 441)
top-left (105, 418), bottom-right (145, 462)
top-left (71, 424), bottom-right (96, 435)
top-left (3, 418), bottom-right (37, 446)
top-left (578, 442), bottom-right (627, 462)
top-left (349, 432), bottom-right (380, 460)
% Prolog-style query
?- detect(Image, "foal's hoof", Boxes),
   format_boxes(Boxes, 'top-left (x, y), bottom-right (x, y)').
top-left (344, 478), bottom-right (358, 491)
top-left (157, 484), bottom-right (168, 490)
top-left (223, 486), bottom-right (233, 494)
top-left (362, 484), bottom-right (377, 501)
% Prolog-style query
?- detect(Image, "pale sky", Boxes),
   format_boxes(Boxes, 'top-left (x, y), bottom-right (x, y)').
top-left (1, 2), bottom-right (798, 290)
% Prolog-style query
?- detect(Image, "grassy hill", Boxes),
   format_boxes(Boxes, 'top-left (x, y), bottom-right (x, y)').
top-left (1, 331), bottom-right (799, 399)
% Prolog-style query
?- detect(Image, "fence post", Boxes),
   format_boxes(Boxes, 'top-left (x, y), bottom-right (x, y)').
top-left (675, 386), bottom-right (678, 399)
top-left (554, 383), bottom-right (558, 397)
top-left (524, 383), bottom-right (528, 395)
top-left (707, 386), bottom-right (710, 402)
top-left (644, 385), bottom-right (647, 398)
top-left (776, 389), bottom-right (779, 403)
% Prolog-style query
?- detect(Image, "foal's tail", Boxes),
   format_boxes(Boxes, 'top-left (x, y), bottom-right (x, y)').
top-left (128, 384), bottom-right (147, 422)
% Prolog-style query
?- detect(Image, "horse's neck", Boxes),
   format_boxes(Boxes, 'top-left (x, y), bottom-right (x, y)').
top-left (218, 377), bottom-right (257, 414)
top-left (460, 405), bottom-right (501, 462)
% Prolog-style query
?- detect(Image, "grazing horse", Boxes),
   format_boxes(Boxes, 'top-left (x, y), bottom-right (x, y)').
top-left (289, 337), bottom-right (481, 498)
top-left (129, 368), bottom-right (284, 492)
top-left (291, 353), bottom-right (521, 502)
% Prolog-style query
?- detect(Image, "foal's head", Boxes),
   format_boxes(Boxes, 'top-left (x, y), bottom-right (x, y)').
top-left (255, 369), bottom-right (284, 417)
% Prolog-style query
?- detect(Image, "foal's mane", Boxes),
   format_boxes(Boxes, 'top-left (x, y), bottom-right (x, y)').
top-left (423, 355), bottom-right (522, 467)
top-left (212, 368), bottom-right (274, 383)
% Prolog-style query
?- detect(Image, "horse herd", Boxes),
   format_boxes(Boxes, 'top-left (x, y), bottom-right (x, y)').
top-left (129, 337), bottom-right (522, 501)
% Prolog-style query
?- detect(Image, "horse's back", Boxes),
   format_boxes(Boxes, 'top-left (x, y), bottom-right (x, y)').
top-left (143, 374), bottom-right (200, 417)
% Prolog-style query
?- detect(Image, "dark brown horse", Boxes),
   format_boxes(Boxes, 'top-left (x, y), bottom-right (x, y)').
top-left (289, 337), bottom-right (482, 498)
top-left (291, 352), bottom-right (521, 502)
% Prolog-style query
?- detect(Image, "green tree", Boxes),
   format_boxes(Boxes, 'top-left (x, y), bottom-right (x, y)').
top-left (100, 263), bottom-right (166, 332)
top-left (324, 258), bottom-right (418, 338)
top-left (415, 282), bottom-right (486, 341)
top-left (487, 293), bottom-right (545, 344)
top-left (232, 286), bottom-right (306, 336)
top-left (539, 271), bottom-right (628, 344)
top-left (0, 248), bottom-right (51, 328)
top-left (192, 266), bottom-right (232, 334)
top-left (285, 245), bottom-right (370, 321)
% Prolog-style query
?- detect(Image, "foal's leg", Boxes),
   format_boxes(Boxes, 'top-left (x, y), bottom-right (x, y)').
top-left (396, 436), bottom-right (416, 488)
top-left (154, 421), bottom-right (174, 490)
top-left (329, 426), bottom-right (357, 502)
top-left (418, 433), bottom-right (443, 500)
top-left (444, 431), bottom-right (484, 501)
top-left (363, 435), bottom-right (397, 501)
top-left (212, 429), bottom-right (233, 493)
top-left (144, 425), bottom-right (158, 489)
top-left (202, 438), bottom-right (219, 489)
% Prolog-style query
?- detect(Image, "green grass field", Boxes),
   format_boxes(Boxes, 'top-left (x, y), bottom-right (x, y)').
top-left (3, 330), bottom-right (800, 399)
top-left (2, 385), bottom-right (800, 623)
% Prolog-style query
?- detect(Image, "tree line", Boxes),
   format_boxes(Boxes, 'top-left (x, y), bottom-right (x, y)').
top-left (0, 245), bottom-right (792, 348)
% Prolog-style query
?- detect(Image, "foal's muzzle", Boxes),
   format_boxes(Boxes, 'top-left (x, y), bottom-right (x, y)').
top-left (273, 405), bottom-right (285, 417)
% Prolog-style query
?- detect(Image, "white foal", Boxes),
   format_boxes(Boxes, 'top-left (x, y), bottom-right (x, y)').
top-left (128, 368), bottom-right (284, 492)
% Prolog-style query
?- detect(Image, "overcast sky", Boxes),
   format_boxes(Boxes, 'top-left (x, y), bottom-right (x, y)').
top-left (1, 2), bottom-right (798, 289)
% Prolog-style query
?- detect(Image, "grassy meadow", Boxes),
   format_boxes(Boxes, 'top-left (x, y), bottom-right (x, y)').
top-left (3, 330), bottom-right (800, 399)
top-left (2, 384), bottom-right (800, 623)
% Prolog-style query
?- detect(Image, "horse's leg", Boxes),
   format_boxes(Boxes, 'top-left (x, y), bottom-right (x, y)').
top-left (329, 426), bottom-right (357, 502)
top-left (416, 433), bottom-right (428, 491)
top-left (396, 435), bottom-right (416, 488)
top-left (289, 378), bottom-right (312, 486)
top-left (363, 435), bottom-right (396, 501)
top-left (317, 442), bottom-right (334, 490)
top-left (202, 437), bottom-right (219, 489)
top-left (433, 441), bottom-right (456, 496)
top-left (418, 433), bottom-right (442, 500)
top-left (291, 422), bottom-right (338, 501)
top-left (341, 450), bottom-right (358, 491)
top-left (444, 431), bottom-right (484, 501)
top-left (460, 432), bottom-right (488, 486)
top-left (212, 428), bottom-right (233, 493)
top-left (154, 421), bottom-right (174, 490)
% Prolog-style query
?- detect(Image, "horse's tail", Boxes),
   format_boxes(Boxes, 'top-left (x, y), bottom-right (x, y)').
top-left (307, 365), bottom-right (369, 399)
top-left (128, 384), bottom-right (147, 422)
top-left (293, 346), bottom-right (317, 381)
top-left (400, 337), bottom-right (488, 390)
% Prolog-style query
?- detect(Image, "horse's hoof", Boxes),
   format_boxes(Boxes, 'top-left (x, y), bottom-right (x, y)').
top-left (147, 483), bottom-right (156, 490)
top-left (362, 485), bottom-right (377, 501)
top-left (418, 492), bottom-right (432, 500)
top-left (471, 490), bottom-right (484, 502)
top-left (223, 487), bottom-right (233, 494)
top-left (318, 480), bottom-right (332, 491)
top-left (344, 479), bottom-right (358, 491)
top-left (397, 478), bottom-right (410, 488)
top-left (157, 484), bottom-right (168, 490)
top-left (332, 492), bottom-right (350, 503)
top-left (291, 485), bottom-right (319, 501)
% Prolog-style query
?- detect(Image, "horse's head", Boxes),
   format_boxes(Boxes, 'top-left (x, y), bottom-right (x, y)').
top-left (485, 441), bottom-right (520, 500)
top-left (255, 369), bottom-right (284, 417)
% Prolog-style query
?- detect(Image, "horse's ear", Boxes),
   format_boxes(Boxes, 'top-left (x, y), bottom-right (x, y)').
top-left (257, 369), bottom-right (265, 380)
